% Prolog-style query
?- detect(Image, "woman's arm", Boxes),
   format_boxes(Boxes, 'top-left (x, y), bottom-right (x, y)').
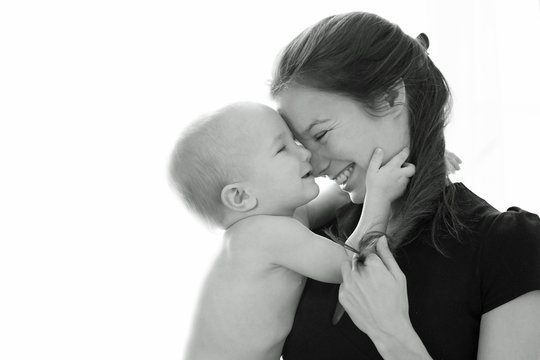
top-left (477, 291), bottom-right (540, 359)
top-left (476, 208), bottom-right (540, 359)
top-left (338, 237), bottom-right (433, 360)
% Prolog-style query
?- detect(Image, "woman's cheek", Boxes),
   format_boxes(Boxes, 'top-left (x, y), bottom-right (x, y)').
top-left (349, 186), bottom-right (367, 204)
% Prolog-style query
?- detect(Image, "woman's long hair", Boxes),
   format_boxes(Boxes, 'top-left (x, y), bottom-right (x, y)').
top-left (271, 12), bottom-right (468, 254)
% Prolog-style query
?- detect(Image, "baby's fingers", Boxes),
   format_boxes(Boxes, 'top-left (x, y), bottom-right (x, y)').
top-left (445, 150), bottom-right (462, 173)
top-left (386, 147), bottom-right (410, 169)
top-left (367, 148), bottom-right (384, 175)
top-left (400, 162), bottom-right (416, 178)
top-left (445, 150), bottom-right (462, 165)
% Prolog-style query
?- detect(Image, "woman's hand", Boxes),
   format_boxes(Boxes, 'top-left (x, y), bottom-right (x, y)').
top-left (338, 236), bottom-right (432, 359)
top-left (339, 236), bottom-right (409, 338)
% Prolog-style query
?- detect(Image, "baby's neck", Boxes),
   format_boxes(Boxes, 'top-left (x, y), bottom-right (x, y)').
top-left (223, 208), bottom-right (296, 230)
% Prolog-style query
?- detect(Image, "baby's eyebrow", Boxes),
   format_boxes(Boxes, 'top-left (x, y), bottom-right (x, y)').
top-left (270, 132), bottom-right (287, 149)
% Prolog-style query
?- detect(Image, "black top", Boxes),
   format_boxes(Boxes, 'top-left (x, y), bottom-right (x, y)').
top-left (282, 183), bottom-right (540, 359)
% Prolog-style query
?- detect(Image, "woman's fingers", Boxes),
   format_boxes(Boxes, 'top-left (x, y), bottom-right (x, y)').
top-left (375, 236), bottom-right (405, 281)
top-left (341, 260), bottom-right (353, 280)
top-left (339, 239), bottom-right (410, 337)
top-left (352, 254), bottom-right (360, 270)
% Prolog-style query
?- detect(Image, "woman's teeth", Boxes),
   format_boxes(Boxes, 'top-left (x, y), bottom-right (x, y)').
top-left (335, 164), bottom-right (354, 186)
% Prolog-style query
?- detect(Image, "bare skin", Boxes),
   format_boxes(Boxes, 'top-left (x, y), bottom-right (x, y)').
top-left (183, 103), bottom-right (414, 360)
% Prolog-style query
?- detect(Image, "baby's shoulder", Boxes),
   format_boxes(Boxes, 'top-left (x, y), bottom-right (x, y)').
top-left (234, 215), bottom-right (305, 234)
top-left (226, 215), bottom-right (310, 251)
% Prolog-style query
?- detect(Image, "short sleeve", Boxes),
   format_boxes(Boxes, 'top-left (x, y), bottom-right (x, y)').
top-left (480, 207), bottom-right (540, 314)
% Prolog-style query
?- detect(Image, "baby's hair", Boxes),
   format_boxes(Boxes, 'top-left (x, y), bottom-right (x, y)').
top-left (169, 110), bottom-right (243, 228)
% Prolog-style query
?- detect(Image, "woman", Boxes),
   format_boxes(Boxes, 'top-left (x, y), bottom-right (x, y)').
top-left (271, 12), bottom-right (540, 360)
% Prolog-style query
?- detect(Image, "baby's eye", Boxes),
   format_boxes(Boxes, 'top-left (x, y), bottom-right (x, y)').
top-left (277, 145), bottom-right (286, 154)
top-left (314, 130), bottom-right (328, 141)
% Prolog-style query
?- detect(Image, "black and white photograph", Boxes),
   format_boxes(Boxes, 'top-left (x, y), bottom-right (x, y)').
top-left (2, 1), bottom-right (540, 359)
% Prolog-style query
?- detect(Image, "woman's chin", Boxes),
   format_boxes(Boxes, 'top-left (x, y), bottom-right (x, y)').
top-left (348, 187), bottom-right (366, 204)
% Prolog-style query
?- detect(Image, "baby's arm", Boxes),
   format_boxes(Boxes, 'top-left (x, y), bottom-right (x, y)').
top-left (346, 148), bottom-right (415, 257)
top-left (267, 148), bottom-right (414, 283)
top-left (258, 216), bottom-right (349, 283)
top-left (349, 147), bottom-right (454, 247)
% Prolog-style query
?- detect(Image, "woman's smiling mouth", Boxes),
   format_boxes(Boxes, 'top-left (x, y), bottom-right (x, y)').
top-left (333, 163), bottom-right (355, 186)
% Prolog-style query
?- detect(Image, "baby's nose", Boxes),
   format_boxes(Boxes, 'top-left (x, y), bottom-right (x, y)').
top-left (300, 146), bottom-right (311, 162)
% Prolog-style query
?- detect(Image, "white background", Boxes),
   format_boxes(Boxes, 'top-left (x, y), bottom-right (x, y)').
top-left (1, 1), bottom-right (539, 359)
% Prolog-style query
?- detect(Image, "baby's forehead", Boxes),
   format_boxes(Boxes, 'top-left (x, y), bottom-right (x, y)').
top-left (223, 103), bottom-right (288, 136)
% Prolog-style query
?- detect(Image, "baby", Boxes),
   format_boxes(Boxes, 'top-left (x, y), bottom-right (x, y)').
top-left (169, 102), bottom-right (415, 360)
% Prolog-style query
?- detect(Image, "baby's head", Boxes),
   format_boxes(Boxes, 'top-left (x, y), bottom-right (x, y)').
top-left (169, 102), bottom-right (319, 228)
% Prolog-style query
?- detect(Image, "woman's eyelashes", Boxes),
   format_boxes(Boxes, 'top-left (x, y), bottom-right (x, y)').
top-left (313, 129), bottom-right (329, 141)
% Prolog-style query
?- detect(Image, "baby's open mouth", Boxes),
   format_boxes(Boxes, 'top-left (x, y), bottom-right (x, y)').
top-left (334, 164), bottom-right (355, 186)
top-left (302, 171), bottom-right (313, 179)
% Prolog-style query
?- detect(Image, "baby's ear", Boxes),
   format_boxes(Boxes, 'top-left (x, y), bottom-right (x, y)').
top-left (221, 183), bottom-right (257, 212)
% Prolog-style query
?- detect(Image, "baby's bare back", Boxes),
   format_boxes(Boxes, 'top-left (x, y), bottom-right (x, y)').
top-left (184, 220), bottom-right (306, 360)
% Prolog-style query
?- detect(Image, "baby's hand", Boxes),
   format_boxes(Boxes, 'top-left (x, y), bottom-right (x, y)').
top-left (365, 147), bottom-right (415, 203)
top-left (445, 150), bottom-right (462, 174)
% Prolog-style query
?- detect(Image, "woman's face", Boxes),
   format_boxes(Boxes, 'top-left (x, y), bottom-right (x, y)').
top-left (276, 85), bottom-right (410, 203)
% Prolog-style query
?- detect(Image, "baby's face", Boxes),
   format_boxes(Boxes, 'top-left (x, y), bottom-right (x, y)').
top-left (232, 104), bottom-right (320, 214)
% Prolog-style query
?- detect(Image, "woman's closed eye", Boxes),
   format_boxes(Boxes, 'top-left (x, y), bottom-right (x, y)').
top-left (277, 145), bottom-right (286, 154)
top-left (314, 130), bottom-right (329, 141)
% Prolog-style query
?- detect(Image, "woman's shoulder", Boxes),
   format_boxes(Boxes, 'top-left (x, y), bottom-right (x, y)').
top-left (454, 183), bottom-right (540, 312)
top-left (453, 182), bottom-right (540, 239)
top-left (450, 183), bottom-right (540, 264)
top-left (487, 206), bottom-right (540, 240)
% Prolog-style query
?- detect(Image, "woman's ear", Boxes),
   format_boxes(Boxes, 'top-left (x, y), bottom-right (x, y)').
top-left (384, 79), bottom-right (406, 108)
top-left (221, 183), bottom-right (257, 212)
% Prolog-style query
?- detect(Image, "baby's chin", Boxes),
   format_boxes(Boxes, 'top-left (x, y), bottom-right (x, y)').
top-left (307, 184), bottom-right (321, 202)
